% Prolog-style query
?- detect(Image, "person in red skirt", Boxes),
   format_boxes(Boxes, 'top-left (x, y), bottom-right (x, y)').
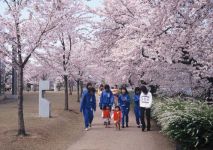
top-left (102, 106), bottom-right (111, 128)
top-left (112, 106), bottom-right (122, 130)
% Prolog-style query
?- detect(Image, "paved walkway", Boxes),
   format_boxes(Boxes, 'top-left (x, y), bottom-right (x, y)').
top-left (67, 108), bottom-right (175, 150)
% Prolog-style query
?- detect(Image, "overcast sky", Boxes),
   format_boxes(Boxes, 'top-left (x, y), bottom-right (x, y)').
top-left (84, 0), bottom-right (103, 8)
top-left (0, 0), bottom-right (103, 15)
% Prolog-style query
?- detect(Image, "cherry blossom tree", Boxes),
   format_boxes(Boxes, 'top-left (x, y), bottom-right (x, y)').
top-left (0, 0), bottom-right (65, 136)
top-left (34, 0), bottom-right (94, 107)
top-left (95, 0), bottom-right (213, 96)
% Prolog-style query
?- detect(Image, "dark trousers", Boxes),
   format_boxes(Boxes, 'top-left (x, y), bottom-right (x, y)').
top-left (134, 106), bottom-right (141, 125)
top-left (83, 108), bottom-right (94, 128)
top-left (121, 106), bottom-right (129, 126)
top-left (140, 107), bottom-right (151, 130)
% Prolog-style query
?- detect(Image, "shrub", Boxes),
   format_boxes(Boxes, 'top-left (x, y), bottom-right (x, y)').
top-left (152, 98), bottom-right (213, 150)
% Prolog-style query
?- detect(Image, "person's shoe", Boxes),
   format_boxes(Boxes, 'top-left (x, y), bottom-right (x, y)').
top-left (89, 124), bottom-right (92, 128)
top-left (142, 128), bottom-right (145, 132)
top-left (85, 128), bottom-right (89, 131)
top-left (137, 125), bottom-right (140, 128)
top-left (126, 124), bottom-right (129, 128)
top-left (122, 125), bottom-right (125, 128)
top-left (147, 128), bottom-right (151, 131)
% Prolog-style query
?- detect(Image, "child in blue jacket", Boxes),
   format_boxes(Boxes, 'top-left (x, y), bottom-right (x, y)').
top-left (134, 87), bottom-right (142, 128)
top-left (99, 84), bottom-right (114, 126)
top-left (99, 84), bottom-right (114, 110)
top-left (118, 87), bottom-right (130, 128)
top-left (80, 83), bottom-right (96, 131)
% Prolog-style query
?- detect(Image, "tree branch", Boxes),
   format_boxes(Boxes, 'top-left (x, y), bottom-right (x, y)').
top-left (66, 34), bottom-right (72, 65)
top-left (119, 0), bottom-right (135, 18)
top-left (141, 47), bottom-right (149, 58)
top-left (156, 26), bottom-right (173, 37)
top-left (22, 22), bottom-right (56, 67)
top-left (4, 0), bottom-right (12, 11)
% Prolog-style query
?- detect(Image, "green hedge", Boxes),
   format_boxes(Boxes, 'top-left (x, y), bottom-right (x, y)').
top-left (152, 98), bottom-right (213, 150)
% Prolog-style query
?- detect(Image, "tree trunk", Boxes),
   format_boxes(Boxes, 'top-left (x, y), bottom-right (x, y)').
top-left (12, 70), bottom-right (17, 95)
top-left (17, 66), bottom-right (26, 136)
top-left (12, 45), bottom-right (17, 95)
top-left (77, 80), bottom-right (80, 102)
top-left (80, 81), bottom-right (83, 96)
top-left (69, 86), bottom-right (73, 95)
top-left (69, 81), bottom-right (73, 95)
top-left (64, 75), bottom-right (69, 110)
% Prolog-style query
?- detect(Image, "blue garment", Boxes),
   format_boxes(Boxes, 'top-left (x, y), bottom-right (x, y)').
top-left (80, 90), bottom-right (96, 112)
top-left (80, 90), bottom-right (96, 128)
top-left (118, 94), bottom-right (130, 126)
top-left (82, 108), bottom-right (94, 128)
top-left (99, 90), bottom-right (114, 109)
top-left (134, 94), bottom-right (141, 125)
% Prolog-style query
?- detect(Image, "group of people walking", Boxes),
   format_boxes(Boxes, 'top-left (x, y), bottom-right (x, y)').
top-left (80, 83), bottom-right (153, 132)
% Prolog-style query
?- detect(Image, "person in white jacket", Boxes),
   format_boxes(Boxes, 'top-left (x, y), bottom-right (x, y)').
top-left (139, 86), bottom-right (153, 131)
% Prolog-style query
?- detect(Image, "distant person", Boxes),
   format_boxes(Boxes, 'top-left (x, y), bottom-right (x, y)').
top-left (118, 87), bottom-right (130, 128)
top-left (99, 84), bottom-right (114, 125)
top-left (80, 83), bottom-right (96, 131)
top-left (140, 86), bottom-right (153, 131)
top-left (98, 84), bottom-right (104, 97)
top-left (134, 87), bottom-right (142, 128)
top-left (112, 106), bottom-right (122, 130)
top-left (112, 85), bottom-right (119, 106)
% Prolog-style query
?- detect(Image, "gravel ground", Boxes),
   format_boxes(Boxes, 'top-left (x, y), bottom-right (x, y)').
top-left (0, 91), bottom-right (84, 150)
top-left (0, 92), bottom-right (175, 150)
top-left (68, 106), bottom-right (176, 150)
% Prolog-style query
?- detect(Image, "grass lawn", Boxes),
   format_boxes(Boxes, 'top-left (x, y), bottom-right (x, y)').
top-left (0, 91), bottom-right (84, 150)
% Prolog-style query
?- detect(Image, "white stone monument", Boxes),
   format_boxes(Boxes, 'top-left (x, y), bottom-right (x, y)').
top-left (54, 83), bottom-right (58, 92)
top-left (39, 80), bottom-right (51, 118)
top-left (31, 84), bottom-right (34, 91)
